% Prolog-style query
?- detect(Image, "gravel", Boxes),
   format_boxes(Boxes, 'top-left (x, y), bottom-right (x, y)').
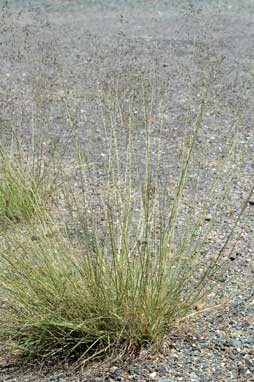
top-left (1, 1), bottom-right (254, 381)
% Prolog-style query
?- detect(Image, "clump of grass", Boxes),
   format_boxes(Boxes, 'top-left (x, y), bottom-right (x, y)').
top-left (0, 128), bottom-right (61, 228)
top-left (0, 154), bottom-right (43, 226)
top-left (0, 88), bottom-right (253, 366)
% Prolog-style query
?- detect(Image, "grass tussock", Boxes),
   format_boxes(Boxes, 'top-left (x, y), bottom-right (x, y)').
top-left (0, 89), bottom-right (253, 366)
top-left (0, 130), bottom-right (61, 228)
top-left (0, 155), bottom-right (45, 226)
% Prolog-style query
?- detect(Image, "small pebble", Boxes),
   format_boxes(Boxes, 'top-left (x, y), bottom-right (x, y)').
top-left (189, 371), bottom-right (200, 381)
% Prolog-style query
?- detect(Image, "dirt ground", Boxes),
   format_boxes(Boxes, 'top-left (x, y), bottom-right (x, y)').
top-left (1, 1), bottom-right (254, 381)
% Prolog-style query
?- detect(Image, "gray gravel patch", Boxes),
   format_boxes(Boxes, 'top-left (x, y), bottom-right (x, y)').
top-left (1, 1), bottom-right (254, 381)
